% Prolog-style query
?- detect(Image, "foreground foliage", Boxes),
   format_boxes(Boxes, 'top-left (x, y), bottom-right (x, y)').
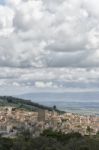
top-left (0, 129), bottom-right (99, 150)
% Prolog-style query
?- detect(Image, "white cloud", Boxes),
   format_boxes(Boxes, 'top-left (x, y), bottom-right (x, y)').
top-left (0, 0), bottom-right (99, 94)
top-left (35, 81), bottom-right (58, 89)
top-left (0, 0), bottom-right (99, 68)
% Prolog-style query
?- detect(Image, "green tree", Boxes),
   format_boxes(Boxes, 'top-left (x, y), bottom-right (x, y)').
top-left (86, 126), bottom-right (93, 136)
top-left (53, 105), bottom-right (57, 110)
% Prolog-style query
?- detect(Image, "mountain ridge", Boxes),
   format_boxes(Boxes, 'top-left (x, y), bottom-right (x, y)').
top-left (0, 96), bottom-right (64, 113)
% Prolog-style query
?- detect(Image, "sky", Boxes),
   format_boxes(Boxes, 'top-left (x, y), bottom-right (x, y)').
top-left (0, 0), bottom-right (99, 97)
top-left (0, 0), bottom-right (5, 5)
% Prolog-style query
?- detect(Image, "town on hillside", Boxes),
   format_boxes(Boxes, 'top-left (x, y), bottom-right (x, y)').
top-left (0, 106), bottom-right (99, 138)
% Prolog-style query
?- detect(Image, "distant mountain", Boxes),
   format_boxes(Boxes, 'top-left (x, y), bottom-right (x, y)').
top-left (18, 91), bottom-right (99, 102)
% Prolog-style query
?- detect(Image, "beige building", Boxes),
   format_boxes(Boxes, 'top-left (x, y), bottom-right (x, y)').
top-left (38, 109), bottom-right (48, 122)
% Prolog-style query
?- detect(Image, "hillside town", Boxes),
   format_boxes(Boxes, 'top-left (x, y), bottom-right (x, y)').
top-left (0, 107), bottom-right (99, 138)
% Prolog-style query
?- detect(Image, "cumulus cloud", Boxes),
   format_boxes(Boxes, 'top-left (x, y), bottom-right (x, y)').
top-left (0, 0), bottom-right (99, 94)
top-left (34, 81), bottom-right (59, 89)
top-left (2, 1), bottom-right (99, 68)
top-left (0, 0), bottom-right (99, 68)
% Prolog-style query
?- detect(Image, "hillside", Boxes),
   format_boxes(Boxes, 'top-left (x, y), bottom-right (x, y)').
top-left (0, 96), bottom-right (64, 113)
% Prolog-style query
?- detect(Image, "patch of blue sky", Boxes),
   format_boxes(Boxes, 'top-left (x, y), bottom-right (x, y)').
top-left (0, 0), bottom-right (5, 5)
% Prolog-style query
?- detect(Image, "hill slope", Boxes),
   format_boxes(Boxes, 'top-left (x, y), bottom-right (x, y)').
top-left (0, 96), bottom-right (63, 113)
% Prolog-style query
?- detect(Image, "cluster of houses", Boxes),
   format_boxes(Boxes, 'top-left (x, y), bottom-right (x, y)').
top-left (0, 106), bottom-right (99, 137)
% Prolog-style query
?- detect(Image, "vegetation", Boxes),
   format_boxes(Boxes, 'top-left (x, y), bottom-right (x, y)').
top-left (0, 129), bottom-right (99, 150)
top-left (86, 126), bottom-right (94, 136)
top-left (0, 96), bottom-right (64, 113)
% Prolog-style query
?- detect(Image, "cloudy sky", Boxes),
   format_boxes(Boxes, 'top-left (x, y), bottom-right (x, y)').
top-left (0, 0), bottom-right (99, 97)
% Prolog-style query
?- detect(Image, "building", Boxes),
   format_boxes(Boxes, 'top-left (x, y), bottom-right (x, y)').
top-left (38, 109), bottom-right (48, 122)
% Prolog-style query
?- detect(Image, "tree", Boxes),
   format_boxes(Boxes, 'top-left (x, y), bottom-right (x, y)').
top-left (86, 126), bottom-right (93, 136)
top-left (53, 105), bottom-right (57, 110)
